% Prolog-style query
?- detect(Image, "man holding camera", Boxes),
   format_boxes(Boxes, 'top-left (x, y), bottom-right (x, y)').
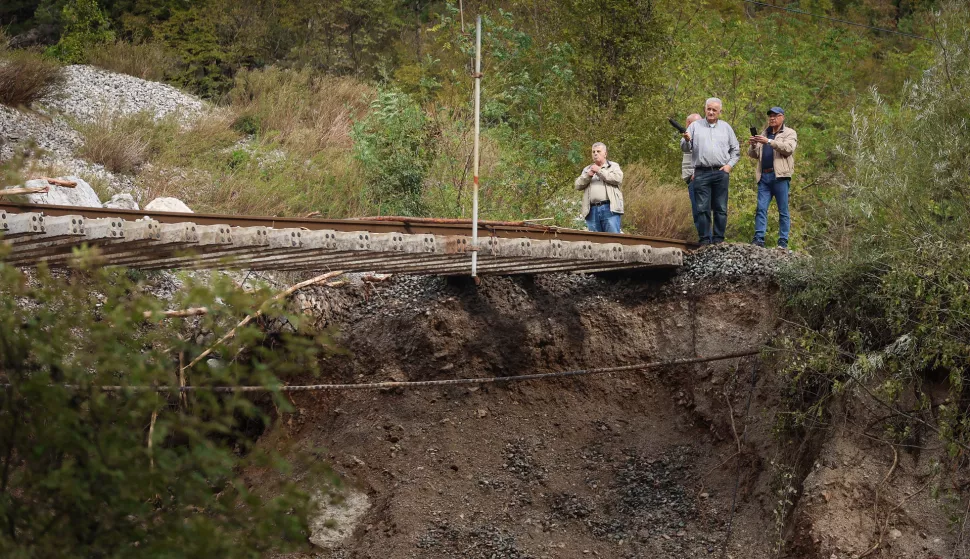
top-left (681, 113), bottom-right (702, 231)
top-left (748, 106), bottom-right (798, 249)
top-left (681, 98), bottom-right (741, 245)
top-left (576, 142), bottom-right (624, 233)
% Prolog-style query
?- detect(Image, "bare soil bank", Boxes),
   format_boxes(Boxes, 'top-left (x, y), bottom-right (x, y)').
top-left (264, 268), bottom-right (960, 559)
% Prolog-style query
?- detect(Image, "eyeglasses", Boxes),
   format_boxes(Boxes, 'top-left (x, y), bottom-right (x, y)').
top-left (768, 114), bottom-right (782, 118)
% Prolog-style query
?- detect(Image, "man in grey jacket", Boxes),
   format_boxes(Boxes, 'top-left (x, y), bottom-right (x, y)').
top-left (575, 142), bottom-right (624, 233)
top-left (681, 98), bottom-right (741, 245)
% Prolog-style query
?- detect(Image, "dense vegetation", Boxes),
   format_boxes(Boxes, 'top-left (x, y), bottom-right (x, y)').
top-left (5, 0), bottom-right (970, 553)
top-left (0, 257), bottom-right (342, 556)
top-left (779, 1), bottom-right (970, 495)
top-left (0, 0), bottom-right (939, 244)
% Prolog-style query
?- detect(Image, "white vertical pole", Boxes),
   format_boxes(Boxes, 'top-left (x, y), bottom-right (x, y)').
top-left (471, 15), bottom-right (482, 281)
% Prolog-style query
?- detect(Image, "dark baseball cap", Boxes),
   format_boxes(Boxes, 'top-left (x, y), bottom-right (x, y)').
top-left (767, 106), bottom-right (785, 115)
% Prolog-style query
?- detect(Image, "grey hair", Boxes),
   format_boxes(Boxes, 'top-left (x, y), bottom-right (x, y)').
top-left (705, 97), bottom-right (723, 109)
top-left (592, 142), bottom-right (608, 152)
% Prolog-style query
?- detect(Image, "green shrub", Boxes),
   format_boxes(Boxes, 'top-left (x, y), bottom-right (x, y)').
top-left (779, 3), bottom-right (970, 466)
top-left (351, 88), bottom-right (431, 216)
top-left (46, 0), bottom-right (115, 64)
top-left (0, 263), bottom-right (323, 556)
top-left (0, 50), bottom-right (65, 108)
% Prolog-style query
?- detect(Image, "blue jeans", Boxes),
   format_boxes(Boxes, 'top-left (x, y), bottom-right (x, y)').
top-left (692, 169), bottom-right (729, 244)
top-left (753, 172), bottom-right (790, 246)
top-left (585, 202), bottom-right (622, 233)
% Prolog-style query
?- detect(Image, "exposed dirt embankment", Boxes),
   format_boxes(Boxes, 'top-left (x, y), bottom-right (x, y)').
top-left (262, 246), bottom-right (959, 559)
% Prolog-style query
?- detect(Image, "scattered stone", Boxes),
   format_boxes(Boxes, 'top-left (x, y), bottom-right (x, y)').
top-left (145, 197), bottom-right (193, 213)
top-left (671, 242), bottom-right (799, 294)
top-left (309, 488), bottom-right (371, 549)
top-left (104, 193), bottom-right (139, 210)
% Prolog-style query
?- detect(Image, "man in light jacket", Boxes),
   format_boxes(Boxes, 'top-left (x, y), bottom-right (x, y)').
top-left (575, 142), bottom-right (624, 233)
top-left (748, 106), bottom-right (798, 249)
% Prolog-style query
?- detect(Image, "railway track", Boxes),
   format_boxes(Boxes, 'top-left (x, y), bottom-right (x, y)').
top-left (0, 202), bottom-right (696, 276)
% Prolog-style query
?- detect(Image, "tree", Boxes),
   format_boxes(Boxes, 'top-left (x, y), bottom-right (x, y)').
top-left (46, 0), bottom-right (115, 63)
top-left (0, 259), bottom-right (328, 557)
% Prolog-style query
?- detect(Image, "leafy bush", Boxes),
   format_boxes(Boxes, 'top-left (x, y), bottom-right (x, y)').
top-left (352, 88), bottom-right (431, 216)
top-left (779, 3), bottom-right (970, 467)
top-left (46, 0), bottom-right (115, 64)
top-left (0, 262), bottom-right (327, 556)
top-left (87, 40), bottom-right (178, 81)
top-left (0, 50), bottom-right (65, 108)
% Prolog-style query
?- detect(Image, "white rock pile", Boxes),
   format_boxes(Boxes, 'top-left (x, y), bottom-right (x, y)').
top-left (40, 65), bottom-right (204, 122)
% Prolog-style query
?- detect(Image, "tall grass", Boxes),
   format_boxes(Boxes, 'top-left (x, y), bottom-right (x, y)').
top-left (229, 67), bottom-right (373, 155)
top-left (76, 111), bottom-right (159, 173)
top-left (0, 50), bottom-right (65, 108)
top-left (70, 66), bottom-right (387, 218)
top-left (621, 163), bottom-right (696, 240)
top-left (87, 41), bottom-right (177, 82)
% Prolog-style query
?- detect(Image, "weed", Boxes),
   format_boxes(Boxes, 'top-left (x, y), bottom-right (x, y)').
top-left (87, 41), bottom-right (177, 82)
top-left (79, 172), bottom-right (112, 202)
top-left (622, 164), bottom-right (695, 239)
top-left (76, 111), bottom-right (157, 174)
top-left (228, 67), bottom-right (373, 156)
top-left (0, 50), bottom-right (65, 108)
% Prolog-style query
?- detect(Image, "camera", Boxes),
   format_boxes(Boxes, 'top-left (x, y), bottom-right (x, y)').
top-left (668, 118), bottom-right (687, 134)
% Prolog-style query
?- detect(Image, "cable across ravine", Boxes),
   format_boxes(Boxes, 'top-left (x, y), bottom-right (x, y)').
top-left (17, 350), bottom-right (762, 394)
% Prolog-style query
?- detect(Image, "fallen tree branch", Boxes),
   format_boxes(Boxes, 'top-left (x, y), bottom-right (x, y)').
top-left (361, 274), bottom-right (392, 283)
top-left (143, 307), bottom-right (209, 319)
top-left (182, 270), bottom-right (344, 373)
top-left (0, 186), bottom-right (49, 196)
top-left (29, 177), bottom-right (77, 187)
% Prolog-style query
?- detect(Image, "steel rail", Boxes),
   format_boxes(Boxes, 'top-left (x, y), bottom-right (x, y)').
top-left (0, 202), bottom-right (698, 250)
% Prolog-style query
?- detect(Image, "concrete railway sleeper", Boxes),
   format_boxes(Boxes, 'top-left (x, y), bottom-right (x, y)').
top-left (0, 207), bottom-right (687, 276)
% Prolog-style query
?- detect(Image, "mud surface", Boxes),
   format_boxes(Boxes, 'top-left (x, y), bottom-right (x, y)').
top-left (260, 244), bottom-right (961, 559)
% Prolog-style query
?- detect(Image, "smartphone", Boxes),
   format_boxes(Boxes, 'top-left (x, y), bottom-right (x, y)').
top-left (749, 126), bottom-right (759, 136)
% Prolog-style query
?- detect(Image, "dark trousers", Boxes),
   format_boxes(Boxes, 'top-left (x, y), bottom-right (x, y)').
top-left (686, 176), bottom-right (700, 235)
top-left (692, 169), bottom-right (730, 244)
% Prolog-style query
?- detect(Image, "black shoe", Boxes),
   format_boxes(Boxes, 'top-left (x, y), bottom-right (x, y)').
top-left (752, 240), bottom-right (765, 247)
top-left (777, 241), bottom-right (788, 249)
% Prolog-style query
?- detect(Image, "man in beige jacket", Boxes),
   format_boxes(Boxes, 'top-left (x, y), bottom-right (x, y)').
top-left (575, 142), bottom-right (624, 232)
top-left (748, 106), bottom-right (797, 248)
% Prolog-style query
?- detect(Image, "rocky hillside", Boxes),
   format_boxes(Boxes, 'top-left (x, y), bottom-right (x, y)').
top-left (1, 64), bottom-right (205, 206)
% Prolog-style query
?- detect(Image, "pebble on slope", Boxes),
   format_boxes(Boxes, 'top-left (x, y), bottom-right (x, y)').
top-left (41, 65), bottom-right (205, 122)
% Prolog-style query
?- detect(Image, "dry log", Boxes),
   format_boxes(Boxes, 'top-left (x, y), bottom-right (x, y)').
top-left (143, 307), bottom-right (210, 319)
top-left (0, 186), bottom-right (49, 196)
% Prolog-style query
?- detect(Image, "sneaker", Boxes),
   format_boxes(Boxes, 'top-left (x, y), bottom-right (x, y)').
top-left (777, 241), bottom-right (788, 249)
top-left (752, 240), bottom-right (765, 248)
